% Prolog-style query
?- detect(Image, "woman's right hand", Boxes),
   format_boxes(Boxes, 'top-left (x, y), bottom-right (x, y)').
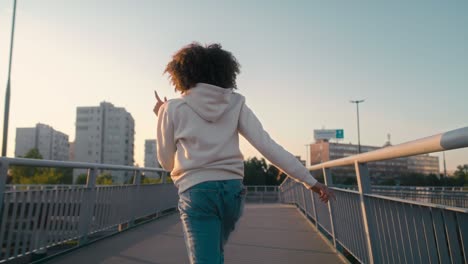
top-left (309, 182), bottom-right (336, 203)
top-left (153, 90), bottom-right (167, 116)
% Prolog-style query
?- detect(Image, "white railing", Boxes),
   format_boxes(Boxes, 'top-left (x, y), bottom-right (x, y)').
top-left (0, 158), bottom-right (177, 263)
top-left (280, 126), bottom-right (468, 264)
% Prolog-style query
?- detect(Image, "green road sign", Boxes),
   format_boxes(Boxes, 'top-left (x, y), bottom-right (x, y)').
top-left (336, 129), bottom-right (344, 139)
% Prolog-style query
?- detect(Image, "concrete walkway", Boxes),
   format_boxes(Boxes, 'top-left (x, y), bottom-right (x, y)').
top-left (47, 204), bottom-right (344, 264)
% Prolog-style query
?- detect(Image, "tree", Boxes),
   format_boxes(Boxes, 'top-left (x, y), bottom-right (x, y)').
top-left (76, 174), bottom-right (87, 184)
top-left (243, 157), bottom-right (290, 186)
top-left (243, 157), bottom-right (268, 185)
top-left (96, 172), bottom-right (113, 185)
top-left (453, 164), bottom-right (468, 186)
top-left (10, 148), bottom-right (71, 184)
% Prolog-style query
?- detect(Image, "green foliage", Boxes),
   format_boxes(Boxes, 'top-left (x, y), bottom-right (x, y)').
top-left (453, 164), bottom-right (468, 186)
top-left (96, 172), bottom-right (113, 185)
top-left (75, 174), bottom-right (87, 184)
top-left (243, 157), bottom-right (290, 186)
top-left (10, 148), bottom-right (73, 184)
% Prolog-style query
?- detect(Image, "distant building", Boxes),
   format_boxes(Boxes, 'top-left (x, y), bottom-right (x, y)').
top-left (73, 102), bottom-right (135, 183)
top-left (15, 123), bottom-right (69, 161)
top-left (69, 141), bottom-right (75, 161)
top-left (144, 139), bottom-right (161, 178)
top-left (309, 140), bottom-right (440, 181)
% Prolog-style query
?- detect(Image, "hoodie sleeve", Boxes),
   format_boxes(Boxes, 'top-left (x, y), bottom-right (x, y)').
top-left (156, 103), bottom-right (176, 172)
top-left (238, 103), bottom-right (317, 188)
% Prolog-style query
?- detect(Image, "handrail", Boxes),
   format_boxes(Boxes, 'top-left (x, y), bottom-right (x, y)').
top-left (0, 157), bottom-right (165, 172)
top-left (308, 126), bottom-right (468, 170)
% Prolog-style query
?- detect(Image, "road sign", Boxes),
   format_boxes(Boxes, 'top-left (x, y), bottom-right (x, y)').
top-left (336, 129), bottom-right (344, 139)
top-left (314, 129), bottom-right (344, 140)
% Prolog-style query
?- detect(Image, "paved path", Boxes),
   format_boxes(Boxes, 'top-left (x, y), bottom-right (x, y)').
top-left (47, 204), bottom-right (344, 264)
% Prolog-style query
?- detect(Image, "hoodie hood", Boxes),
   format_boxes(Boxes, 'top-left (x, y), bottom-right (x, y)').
top-left (182, 83), bottom-right (234, 122)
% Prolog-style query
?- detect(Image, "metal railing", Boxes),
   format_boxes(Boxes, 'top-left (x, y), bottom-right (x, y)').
top-left (0, 158), bottom-right (178, 263)
top-left (244, 186), bottom-right (279, 203)
top-left (280, 126), bottom-right (468, 264)
top-left (336, 185), bottom-right (468, 208)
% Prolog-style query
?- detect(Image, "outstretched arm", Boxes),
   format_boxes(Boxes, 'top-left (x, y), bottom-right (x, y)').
top-left (238, 102), bottom-right (334, 202)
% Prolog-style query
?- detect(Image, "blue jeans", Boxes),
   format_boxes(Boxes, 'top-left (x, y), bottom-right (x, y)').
top-left (178, 180), bottom-right (246, 264)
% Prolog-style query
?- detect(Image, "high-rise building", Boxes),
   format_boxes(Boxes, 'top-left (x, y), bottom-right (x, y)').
top-left (309, 140), bottom-right (440, 182)
top-left (73, 102), bottom-right (135, 182)
top-left (15, 123), bottom-right (69, 161)
top-left (144, 139), bottom-right (161, 177)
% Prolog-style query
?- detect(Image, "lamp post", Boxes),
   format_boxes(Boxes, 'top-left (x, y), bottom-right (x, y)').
top-left (350, 99), bottom-right (365, 154)
top-left (2, 0), bottom-right (17, 157)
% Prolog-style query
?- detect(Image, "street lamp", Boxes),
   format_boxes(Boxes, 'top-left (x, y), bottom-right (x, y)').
top-left (2, 0), bottom-right (18, 157)
top-left (350, 99), bottom-right (365, 154)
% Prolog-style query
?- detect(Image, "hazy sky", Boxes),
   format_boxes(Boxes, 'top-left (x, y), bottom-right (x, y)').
top-left (0, 0), bottom-right (466, 172)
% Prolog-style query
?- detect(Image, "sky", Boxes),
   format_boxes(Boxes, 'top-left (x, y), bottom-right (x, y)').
top-left (0, 0), bottom-right (466, 173)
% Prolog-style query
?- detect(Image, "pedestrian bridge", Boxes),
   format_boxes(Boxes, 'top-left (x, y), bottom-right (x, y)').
top-left (0, 126), bottom-right (467, 263)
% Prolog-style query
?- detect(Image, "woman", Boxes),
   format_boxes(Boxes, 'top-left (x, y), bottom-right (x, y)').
top-left (154, 43), bottom-right (334, 264)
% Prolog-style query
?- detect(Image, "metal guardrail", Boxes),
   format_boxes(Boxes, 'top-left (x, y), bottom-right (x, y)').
top-left (0, 158), bottom-right (178, 263)
top-left (336, 185), bottom-right (468, 208)
top-left (280, 126), bottom-right (468, 264)
top-left (244, 186), bottom-right (279, 203)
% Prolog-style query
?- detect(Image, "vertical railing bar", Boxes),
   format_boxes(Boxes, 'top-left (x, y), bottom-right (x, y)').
top-left (69, 187), bottom-right (79, 239)
top-left (402, 202), bottom-right (417, 263)
top-left (354, 162), bottom-right (376, 264)
top-left (78, 167), bottom-right (97, 245)
top-left (53, 188), bottom-right (64, 245)
top-left (310, 189), bottom-right (318, 227)
top-left (377, 199), bottom-right (390, 264)
top-left (409, 204), bottom-right (424, 263)
top-left (68, 187), bottom-right (77, 239)
top-left (55, 188), bottom-right (65, 245)
top-left (93, 187), bottom-right (102, 231)
top-left (130, 170), bottom-right (141, 227)
top-left (395, 200), bottom-right (410, 263)
top-left (323, 168), bottom-right (337, 249)
top-left (16, 190), bottom-right (29, 257)
top-left (353, 192), bottom-right (366, 262)
top-left (383, 199), bottom-right (397, 264)
top-left (0, 192), bottom-right (11, 261)
top-left (300, 186), bottom-right (306, 212)
top-left (36, 189), bottom-right (49, 251)
top-left (442, 210), bottom-right (462, 264)
top-left (432, 208), bottom-right (451, 264)
top-left (414, 205), bottom-right (430, 264)
top-left (100, 187), bottom-right (108, 230)
top-left (12, 191), bottom-right (26, 258)
top-left (48, 187), bottom-right (59, 246)
top-left (103, 187), bottom-right (112, 230)
top-left (61, 187), bottom-right (72, 241)
top-left (25, 190), bottom-right (39, 255)
top-left (388, 199), bottom-right (402, 264)
top-left (5, 191), bottom-right (20, 259)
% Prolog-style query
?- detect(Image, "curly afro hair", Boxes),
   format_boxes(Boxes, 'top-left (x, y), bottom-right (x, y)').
top-left (164, 43), bottom-right (241, 93)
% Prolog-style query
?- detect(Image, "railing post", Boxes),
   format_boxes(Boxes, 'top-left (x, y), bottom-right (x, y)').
top-left (78, 167), bottom-right (97, 245)
top-left (128, 170), bottom-right (142, 228)
top-left (161, 171), bottom-right (167, 184)
top-left (300, 185), bottom-right (306, 211)
top-left (310, 189), bottom-right (319, 227)
top-left (323, 168), bottom-right (337, 249)
top-left (355, 161), bottom-right (377, 264)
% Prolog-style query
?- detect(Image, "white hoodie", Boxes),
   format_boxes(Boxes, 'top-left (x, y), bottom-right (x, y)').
top-left (157, 83), bottom-right (317, 193)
